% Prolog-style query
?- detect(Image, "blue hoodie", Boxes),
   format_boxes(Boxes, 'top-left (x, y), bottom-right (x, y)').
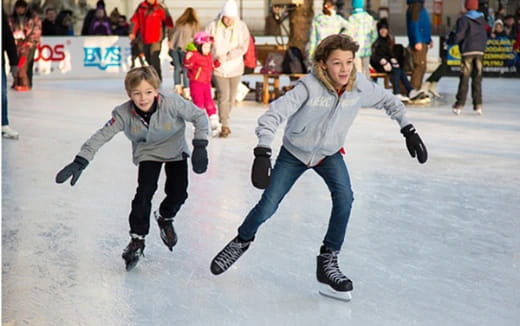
top-left (406, 1), bottom-right (432, 46)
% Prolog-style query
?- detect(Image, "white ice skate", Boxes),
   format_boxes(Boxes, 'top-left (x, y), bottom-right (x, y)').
top-left (209, 115), bottom-right (222, 138)
top-left (2, 125), bottom-right (19, 140)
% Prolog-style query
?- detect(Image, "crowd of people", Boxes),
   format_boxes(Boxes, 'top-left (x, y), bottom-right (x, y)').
top-left (3, 0), bottom-right (520, 131)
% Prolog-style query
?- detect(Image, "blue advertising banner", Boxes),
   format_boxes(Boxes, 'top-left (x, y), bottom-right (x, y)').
top-left (447, 37), bottom-right (520, 77)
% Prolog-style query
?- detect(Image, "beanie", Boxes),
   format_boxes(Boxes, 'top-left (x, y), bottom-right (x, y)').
top-left (465, 0), bottom-right (478, 10)
top-left (406, 0), bottom-right (424, 4)
top-left (221, 0), bottom-right (239, 18)
top-left (377, 18), bottom-right (389, 32)
top-left (352, 0), bottom-right (364, 9)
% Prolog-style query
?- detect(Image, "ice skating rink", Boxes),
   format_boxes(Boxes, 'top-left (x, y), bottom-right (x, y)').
top-left (2, 76), bottom-right (519, 325)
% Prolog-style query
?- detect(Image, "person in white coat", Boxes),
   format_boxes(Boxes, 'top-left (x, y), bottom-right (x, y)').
top-left (206, 0), bottom-right (250, 138)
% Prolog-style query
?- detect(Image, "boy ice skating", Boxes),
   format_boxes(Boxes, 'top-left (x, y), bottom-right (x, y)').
top-left (184, 30), bottom-right (222, 136)
top-left (210, 34), bottom-right (427, 301)
top-left (56, 66), bottom-right (209, 271)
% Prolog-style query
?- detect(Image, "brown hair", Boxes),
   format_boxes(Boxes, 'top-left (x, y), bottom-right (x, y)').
top-left (322, 0), bottom-right (335, 15)
top-left (124, 66), bottom-right (161, 94)
top-left (313, 34), bottom-right (360, 91)
top-left (176, 7), bottom-right (199, 30)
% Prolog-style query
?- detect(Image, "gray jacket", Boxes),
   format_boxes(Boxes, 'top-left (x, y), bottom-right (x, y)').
top-left (78, 93), bottom-right (209, 165)
top-left (256, 72), bottom-right (410, 166)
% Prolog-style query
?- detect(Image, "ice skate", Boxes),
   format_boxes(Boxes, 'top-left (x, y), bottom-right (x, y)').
top-left (425, 81), bottom-right (441, 98)
top-left (408, 89), bottom-right (426, 101)
top-left (122, 235), bottom-right (145, 271)
top-left (154, 210), bottom-right (177, 251)
top-left (474, 105), bottom-right (483, 115)
top-left (395, 94), bottom-right (410, 103)
top-left (210, 235), bottom-right (253, 275)
top-left (2, 126), bottom-right (19, 140)
top-left (317, 246), bottom-right (353, 302)
top-left (209, 115), bottom-right (222, 137)
top-left (452, 104), bottom-right (463, 115)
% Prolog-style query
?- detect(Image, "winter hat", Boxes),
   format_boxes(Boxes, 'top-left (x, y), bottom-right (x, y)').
top-left (193, 31), bottom-right (214, 45)
top-left (352, 0), bottom-right (364, 10)
top-left (406, 0), bottom-right (424, 4)
top-left (465, 0), bottom-right (478, 11)
top-left (221, 0), bottom-right (239, 18)
top-left (377, 18), bottom-right (389, 31)
top-left (14, 0), bottom-right (28, 8)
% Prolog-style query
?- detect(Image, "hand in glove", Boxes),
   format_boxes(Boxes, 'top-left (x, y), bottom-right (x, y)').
top-left (401, 124), bottom-right (428, 164)
top-left (191, 139), bottom-right (208, 174)
top-left (56, 156), bottom-right (89, 186)
top-left (251, 147), bottom-right (272, 189)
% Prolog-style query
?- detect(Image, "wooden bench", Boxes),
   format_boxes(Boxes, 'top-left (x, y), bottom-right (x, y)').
top-left (370, 71), bottom-right (413, 89)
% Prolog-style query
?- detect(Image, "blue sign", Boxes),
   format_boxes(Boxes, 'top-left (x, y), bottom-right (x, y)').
top-left (83, 46), bottom-right (122, 70)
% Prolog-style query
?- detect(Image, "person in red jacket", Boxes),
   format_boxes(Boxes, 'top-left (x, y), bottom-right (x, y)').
top-left (184, 31), bottom-right (222, 137)
top-left (129, 0), bottom-right (173, 80)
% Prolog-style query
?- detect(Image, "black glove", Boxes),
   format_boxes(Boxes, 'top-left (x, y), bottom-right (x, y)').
top-left (401, 124), bottom-right (428, 164)
top-left (191, 139), bottom-right (208, 174)
top-left (251, 146), bottom-right (272, 189)
top-left (56, 156), bottom-right (89, 186)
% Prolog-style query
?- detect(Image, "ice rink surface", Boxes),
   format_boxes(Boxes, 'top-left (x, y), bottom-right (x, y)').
top-left (2, 75), bottom-right (519, 325)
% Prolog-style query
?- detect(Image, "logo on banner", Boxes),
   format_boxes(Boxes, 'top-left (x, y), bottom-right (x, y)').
top-left (35, 44), bottom-right (66, 62)
top-left (83, 46), bottom-right (121, 70)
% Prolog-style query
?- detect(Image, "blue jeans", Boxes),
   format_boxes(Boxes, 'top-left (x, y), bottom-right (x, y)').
top-left (391, 67), bottom-right (412, 95)
top-left (238, 147), bottom-right (354, 251)
top-left (169, 48), bottom-right (188, 87)
top-left (2, 64), bottom-right (8, 126)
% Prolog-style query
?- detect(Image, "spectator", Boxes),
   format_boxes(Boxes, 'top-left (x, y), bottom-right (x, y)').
top-left (8, 0), bottom-right (41, 92)
top-left (42, 7), bottom-right (66, 35)
top-left (169, 7), bottom-right (199, 97)
top-left (490, 19), bottom-right (507, 39)
top-left (448, 0), bottom-right (488, 115)
top-left (112, 14), bottom-right (129, 36)
top-left (346, 0), bottom-right (377, 78)
top-left (243, 35), bottom-right (257, 74)
top-left (308, 0), bottom-right (350, 60)
top-left (406, 0), bottom-right (432, 101)
top-left (129, 0), bottom-right (174, 80)
top-left (264, 5), bottom-right (284, 36)
top-left (81, 0), bottom-right (104, 36)
top-left (2, 9), bottom-right (20, 139)
top-left (503, 15), bottom-right (517, 39)
top-left (206, 0), bottom-right (250, 138)
top-left (370, 19), bottom-right (414, 103)
top-left (87, 4), bottom-right (112, 36)
top-left (57, 9), bottom-right (75, 36)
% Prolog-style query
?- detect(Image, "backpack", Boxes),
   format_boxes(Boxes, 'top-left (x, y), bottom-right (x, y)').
top-left (260, 52), bottom-right (284, 74)
top-left (282, 46), bottom-right (307, 74)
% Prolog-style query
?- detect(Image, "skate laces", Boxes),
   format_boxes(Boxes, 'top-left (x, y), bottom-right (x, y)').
top-left (215, 239), bottom-right (249, 270)
top-left (322, 252), bottom-right (349, 284)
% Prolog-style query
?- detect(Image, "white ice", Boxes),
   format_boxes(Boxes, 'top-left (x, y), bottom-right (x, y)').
top-left (2, 76), bottom-right (519, 325)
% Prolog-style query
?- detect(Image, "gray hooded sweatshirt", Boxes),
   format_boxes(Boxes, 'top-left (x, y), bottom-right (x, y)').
top-left (77, 93), bottom-right (209, 165)
top-left (256, 71), bottom-right (411, 167)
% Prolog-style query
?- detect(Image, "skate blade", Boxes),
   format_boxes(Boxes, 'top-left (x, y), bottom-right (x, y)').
top-left (2, 135), bottom-right (19, 140)
top-left (318, 284), bottom-right (352, 302)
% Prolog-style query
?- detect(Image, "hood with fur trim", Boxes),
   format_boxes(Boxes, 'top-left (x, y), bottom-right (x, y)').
top-left (311, 60), bottom-right (357, 93)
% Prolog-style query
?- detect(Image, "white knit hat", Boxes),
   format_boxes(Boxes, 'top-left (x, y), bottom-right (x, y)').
top-left (221, 0), bottom-right (239, 18)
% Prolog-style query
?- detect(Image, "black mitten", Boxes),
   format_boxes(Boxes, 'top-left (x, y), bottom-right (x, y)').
top-left (56, 156), bottom-right (89, 186)
top-left (251, 147), bottom-right (272, 189)
top-left (191, 139), bottom-right (208, 174)
top-left (400, 124), bottom-right (428, 164)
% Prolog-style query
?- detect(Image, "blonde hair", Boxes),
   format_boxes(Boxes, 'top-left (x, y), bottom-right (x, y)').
top-left (124, 66), bottom-right (161, 94)
top-left (313, 34), bottom-right (360, 91)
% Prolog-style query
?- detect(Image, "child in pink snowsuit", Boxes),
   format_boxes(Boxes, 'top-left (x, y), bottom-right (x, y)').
top-left (184, 31), bottom-right (221, 136)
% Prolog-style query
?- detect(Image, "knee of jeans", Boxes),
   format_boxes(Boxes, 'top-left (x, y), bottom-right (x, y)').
top-left (333, 188), bottom-right (354, 204)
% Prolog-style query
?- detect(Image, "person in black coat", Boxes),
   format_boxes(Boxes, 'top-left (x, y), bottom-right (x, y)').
top-left (370, 18), bottom-right (415, 102)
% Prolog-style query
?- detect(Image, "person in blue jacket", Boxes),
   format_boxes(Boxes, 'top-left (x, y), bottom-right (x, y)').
top-left (406, 0), bottom-right (432, 100)
top-left (209, 34), bottom-right (428, 301)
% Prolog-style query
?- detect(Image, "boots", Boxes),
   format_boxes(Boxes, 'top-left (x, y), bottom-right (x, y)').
top-left (219, 126), bottom-right (231, 138)
top-left (209, 115), bottom-right (222, 137)
top-left (2, 125), bottom-right (19, 139)
top-left (154, 210), bottom-right (177, 251)
top-left (122, 234), bottom-right (145, 271)
top-left (210, 235), bottom-right (254, 275)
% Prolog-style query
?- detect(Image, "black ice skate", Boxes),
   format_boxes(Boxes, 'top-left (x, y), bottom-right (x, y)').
top-left (122, 235), bottom-right (145, 271)
top-left (154, 211), bottom-right (177, 251)
top-left (317, 245), bottom-right (353, 302)
top-left (210, 235), bottom-right (253, 275)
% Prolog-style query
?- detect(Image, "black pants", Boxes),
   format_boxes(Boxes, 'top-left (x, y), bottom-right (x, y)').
top-left (455, 54), bottom-right (483, 107)
top-left (143, 41), bottom-right (162, 80)
top-left (129, 160), bottom-right (188, 236)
